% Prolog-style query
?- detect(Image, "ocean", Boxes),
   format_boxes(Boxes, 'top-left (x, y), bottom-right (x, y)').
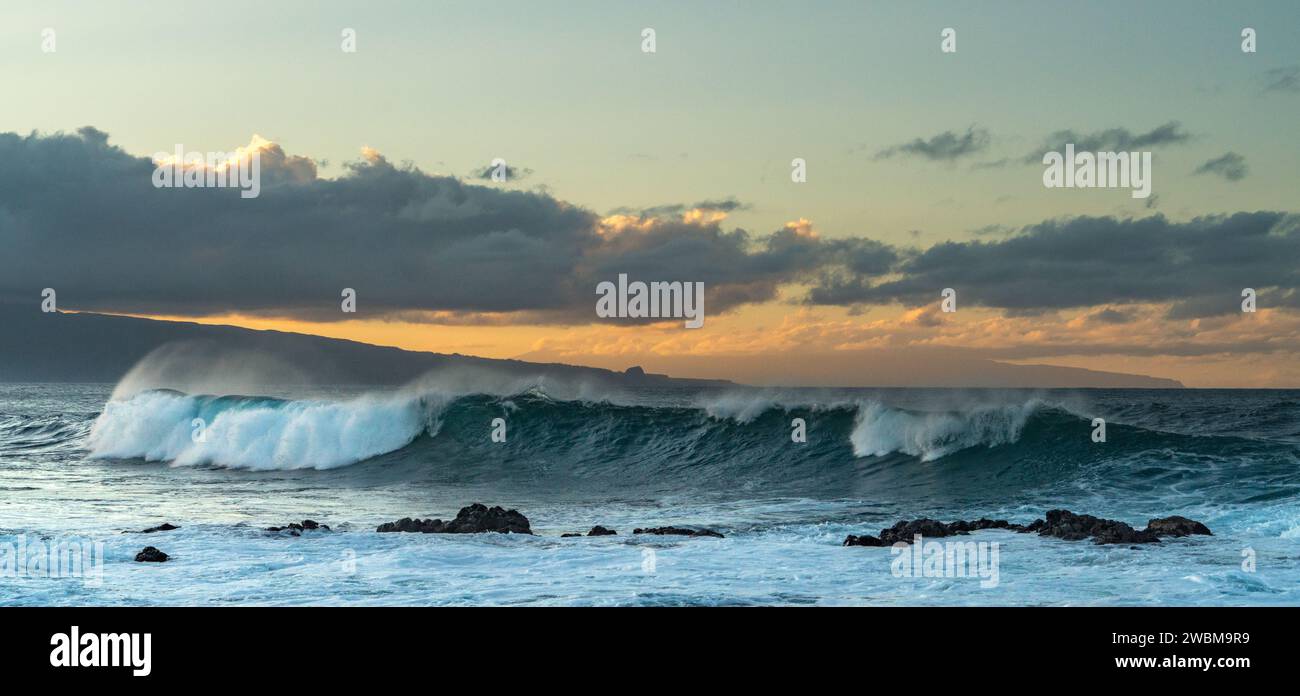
top-left (2, 379), bottom-right (1298, 606)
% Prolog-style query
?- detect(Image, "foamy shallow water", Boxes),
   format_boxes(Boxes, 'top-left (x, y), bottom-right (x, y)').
top-left (3, 518), bottom-right (1294, 606)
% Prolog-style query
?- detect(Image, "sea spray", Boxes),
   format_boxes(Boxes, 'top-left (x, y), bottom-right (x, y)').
top-left (88, 390), bottom-right (430, 470)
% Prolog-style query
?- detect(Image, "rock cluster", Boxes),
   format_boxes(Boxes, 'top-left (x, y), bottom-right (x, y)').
top-left (267, 520), bottom-right (331, 535)
top-left (845, 509), bottom-right (1212, 547)
top-left (377, 504), bottom-right (532, 535)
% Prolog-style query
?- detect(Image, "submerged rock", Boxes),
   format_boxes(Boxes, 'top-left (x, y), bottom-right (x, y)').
top-left (561, 533), bottom-right (583, 538)
top-left (843, 510), bottom-right (1210, 547)
top-left (267, 519), bottom-right (331, 536)
top-left (377, 504), bottom-right (533, 535)
top-left (134, 546), bottom-right (169, 563)
top-left (138, 523), bottom-right (179, 534)
top-left (633, 526), bottom-right (724, 538)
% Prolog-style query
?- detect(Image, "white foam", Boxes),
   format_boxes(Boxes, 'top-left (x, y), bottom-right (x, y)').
top-left (849, 399), bottom-right (1042, 462)
top-left (88, 390), bottom-right (428, 470)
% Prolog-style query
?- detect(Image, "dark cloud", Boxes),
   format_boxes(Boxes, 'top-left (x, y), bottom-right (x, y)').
top-left (806, 212), bottom-right (1300, 318)
top-left (1263, 66), bottom-right (1300, 93)
top-left (1023, 121), bottom-right (1190, 163)
top-left (3, 129), bottom-right (1295, 326)
top-left (875, 126), bottom-right (990, 161)
top-left (0, 129), bottom-right (892, 323)
top-left (1194, 152), bottom-right (1248, 181)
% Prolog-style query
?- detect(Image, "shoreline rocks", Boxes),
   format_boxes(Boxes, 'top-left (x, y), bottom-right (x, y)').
top-left (134, 546), bottom-right (168, 562)
top-left (267, 520), bottom-right (331, 536)
top-left (377, 504), bottom-right (533, 535)
top-left (844, 509), bottom-right (1211, 547)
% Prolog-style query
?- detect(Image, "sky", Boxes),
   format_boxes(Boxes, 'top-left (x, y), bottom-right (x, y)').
top-left (2, 0), bottom-right (1299, 387)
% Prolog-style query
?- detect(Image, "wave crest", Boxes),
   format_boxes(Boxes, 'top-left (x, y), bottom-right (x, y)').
top-left (850, 399), bottom-right (1043, 462)
top-left (88, 390), bottom-right (430, 470)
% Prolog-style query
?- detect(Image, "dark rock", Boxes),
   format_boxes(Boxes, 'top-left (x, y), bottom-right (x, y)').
top-left (1021, 509), bottom-right (1160, 545)
top-left (134, 546), bottom-right (168, 563)
top-left (846, 517), bottom-right (1021, 547)
top-left (587, 526), bottom-right (617, 536)
top-left (847, 509), bottom-right (1211, 549)
top-left (1144, 516), bottom-right (1212, 538)
top-left (376, 504), bottom-right (532, 535)
top-left (633, 526), bottom-right (724, 538)
top-left (879, 518), bottom-right (964, 544)
top-left (139, 523), bottom-right (179, 533)
top-left (561, 533), bottom-right (583, 538)
top-left (377, 517), bottom-right (446, 533)
top-left (843, 534), bottom-right (886, 547)
top-left (267, 520), bottom-right (331, 534)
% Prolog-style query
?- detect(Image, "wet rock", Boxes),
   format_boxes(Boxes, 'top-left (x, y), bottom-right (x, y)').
top-left (879, 518), bottom-right (962, 544)
top-left (843, 534), bottom-right (886, 547)
top-left (138, 523), bottom-right (179, 534)
top-left (377, 518), bottom-right (442, 533)
top-left (846, 510), bottom-right (1211, 548)
top-left (376, 504), bottom-right (532, 535)
top-left (134, 546), bottom-right (168, 563)
top-left (633, 526), bottom-right (724, 538)
top-left (561, 526), bottom-right (616, 537)
top-left (267, 520), bottom-right (331, 535)
top-left (1144, 515), bottom-right (1212, 538)
top-left (1025, 509), bottom-right (1160, 545)
top-left (843, 517), bottom-right (1020, 547)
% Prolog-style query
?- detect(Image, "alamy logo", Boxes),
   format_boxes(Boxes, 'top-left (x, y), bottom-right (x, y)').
top-left (1, 535), bottom-right (103, 586)
top-left (1043, 144), bottom-right (1151, 199)
top-left (152, 144), bottom-right (261, 198)
top-left (891, 535), bottom-right (1000, 588)
top-left (596, 274), bottom-right (705, 328)
top-left (50, 626), bottom-right (152, 676)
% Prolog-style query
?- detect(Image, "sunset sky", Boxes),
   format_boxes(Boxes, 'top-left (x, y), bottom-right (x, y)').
top-left (3, 0), bottom-right (1299, 387)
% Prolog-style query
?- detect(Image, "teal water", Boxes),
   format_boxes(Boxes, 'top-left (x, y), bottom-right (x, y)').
top-left (1, 382), bottom-right (1297, 605)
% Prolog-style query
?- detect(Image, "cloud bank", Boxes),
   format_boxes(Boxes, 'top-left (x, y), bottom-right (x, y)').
top-left (1, 128), bottom-right (1295, 326)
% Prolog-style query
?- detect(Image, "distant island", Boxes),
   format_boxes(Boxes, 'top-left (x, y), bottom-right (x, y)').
top-left (0, 303), bottom-right (1182, 388)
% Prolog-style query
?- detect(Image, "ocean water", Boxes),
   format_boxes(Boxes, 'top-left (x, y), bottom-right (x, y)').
top-left (2, 379), bottom-right (1298, 606)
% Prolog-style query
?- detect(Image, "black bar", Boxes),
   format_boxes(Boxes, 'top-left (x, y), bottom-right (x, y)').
top-left (3, 607), bottom-right (1284, 683)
